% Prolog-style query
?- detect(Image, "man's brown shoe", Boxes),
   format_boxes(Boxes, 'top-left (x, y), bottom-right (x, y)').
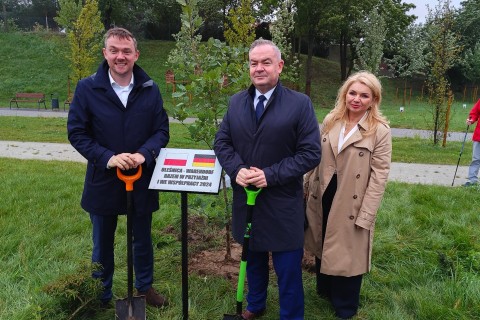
top-left (136, 287), bottom-right (168, 308)
top-left (241, 309), bottom-right (265, 319)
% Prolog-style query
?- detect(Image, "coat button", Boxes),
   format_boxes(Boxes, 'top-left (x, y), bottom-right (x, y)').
top-left (356, 174), bottom-right (360, 179)
top-left (359, 152), bottom-right (364, 157)
top-left (353, 195), bottom-right (358, 199)
top-left (323, 138), bottom-right (326, 142)
top-left (349, 215), bottom-right (354, 220)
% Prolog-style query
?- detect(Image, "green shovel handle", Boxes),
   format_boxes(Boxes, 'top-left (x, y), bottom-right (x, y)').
top-left (244, 186), bottom-right (262, 205)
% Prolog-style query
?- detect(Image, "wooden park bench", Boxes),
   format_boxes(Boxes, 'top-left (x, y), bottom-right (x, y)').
top-left (10, 92), bottom-right (47, 109)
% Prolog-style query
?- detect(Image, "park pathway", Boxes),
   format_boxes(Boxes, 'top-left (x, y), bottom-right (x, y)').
top-left (0, 108), bottom-right (471, 187)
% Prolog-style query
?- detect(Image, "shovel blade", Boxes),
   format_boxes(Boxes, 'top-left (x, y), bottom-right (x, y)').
top-left (222, 314), bottom-right (243, 320)
top-left (115, 296), bottom-right (146, 320)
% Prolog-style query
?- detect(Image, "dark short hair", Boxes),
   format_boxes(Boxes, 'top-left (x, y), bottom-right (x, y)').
top-left (104, 27), bottom-right (137, 50)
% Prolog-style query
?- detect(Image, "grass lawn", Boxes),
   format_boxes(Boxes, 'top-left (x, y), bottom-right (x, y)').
top-left (1, 159), bottom-right (479, 319)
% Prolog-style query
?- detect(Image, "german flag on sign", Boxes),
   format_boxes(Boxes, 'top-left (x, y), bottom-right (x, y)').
top-left (192, 154), bottom-right (216, 168)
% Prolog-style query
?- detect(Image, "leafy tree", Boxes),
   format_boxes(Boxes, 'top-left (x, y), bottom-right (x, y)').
top-left (454, 0), bottom-right (480, 53)
top-left (294, 0), bottom-right (325, 95)
top-left (198, 0), bottom-right (229, 40)
top-left (1, 0), bottom-right (17, 32)
top-left (454, 0), bottom-right (480, 86)
top-left (54, 0), bottom-right (82, 31)
top-left (0, 0), bottom-right (20, 32)
top-left (143, 0), bottom-right (182, 39)
top-left (386, 23), bottom-right (428, 106)
top-left (460, 41), bottom-right (480, 85)
top-left (270, 0), bottom-right (300, 90)
top-left (31, 0), bottom-right (58, 30)
top-left (424, 0), bottom-right (462, 145)
top-left (167, 0), bottom-right (203, 80)
top-left (386, 24), bottom-right (428, 78)
top-left (223, 0), bottom-right (255, 50)
top-left (320, 0), bottom-right (377, 80)
top-left (167, 0), bottom-right (250, 260)
top-left (87, 0), bottom-right (175, 39)
top-left (354, 6), bottom-right (387, 75)
top-left (67, 0), bottom-right (104, 83)
top-left (379, 0), bottom-right (415, 58)
top-left (313, 0), bottom-right (413, 81)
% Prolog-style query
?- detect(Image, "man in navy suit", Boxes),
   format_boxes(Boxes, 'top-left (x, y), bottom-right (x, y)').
top-left (214, 39), bottom-right (321, 320)
top-left (67, 27), bottom-right (169, 308)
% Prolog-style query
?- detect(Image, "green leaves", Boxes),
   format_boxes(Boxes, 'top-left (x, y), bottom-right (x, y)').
top-left (424, 0), bottom-right (462, 145)
top-left (354, 7), bottom-right (387, 75)
top-left (167, 1), bottom-right (249, 148)
top-left (66, 0), bottom-right (104, 83)
top-left (224, 0), bottom-right (255, 48)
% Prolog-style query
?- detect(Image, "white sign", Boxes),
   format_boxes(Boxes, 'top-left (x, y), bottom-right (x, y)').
top-left (149, 148), bottom-right (222, 194)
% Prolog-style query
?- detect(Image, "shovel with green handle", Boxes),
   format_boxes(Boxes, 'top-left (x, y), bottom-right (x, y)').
top-left (223, 185), bottom-right (262, 320)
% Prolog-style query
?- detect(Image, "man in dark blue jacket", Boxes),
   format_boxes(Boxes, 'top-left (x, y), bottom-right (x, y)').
top-left (67, 28), bottom-right (169, 308)
top-left (214, 39), bottom-right (321, 320)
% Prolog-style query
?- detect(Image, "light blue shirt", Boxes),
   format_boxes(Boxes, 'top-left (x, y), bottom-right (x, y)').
top-left (254, 87), bottom-right (275, 111)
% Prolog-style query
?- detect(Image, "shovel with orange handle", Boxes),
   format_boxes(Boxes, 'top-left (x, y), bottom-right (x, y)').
top-left (115, 166), bottom-right (146, 320)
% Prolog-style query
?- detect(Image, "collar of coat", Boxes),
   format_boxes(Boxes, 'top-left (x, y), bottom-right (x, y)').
top-left (90, 60), bottom-right (154, 90)
top-left (329, 117), bottom-right (371, 156)
top-left (247, 81), bottom-right (282, 106)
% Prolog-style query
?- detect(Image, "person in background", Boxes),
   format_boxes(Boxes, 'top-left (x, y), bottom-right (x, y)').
top-left (464, 99), bottom-right (480, 186)
top-left (67, 27), bottom-right (170, 308)
top-left (304, 71), bottom-right (391, 319)
top-left (214, 39), bottom-right (321, 320)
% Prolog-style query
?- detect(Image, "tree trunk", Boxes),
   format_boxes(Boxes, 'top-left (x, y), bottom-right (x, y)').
top-left (433, 103), bottom-right (440, 145)
top-left (45, 13), bottom-right (49, 31)
top-left (3, 3), bottom-right (7, 33)
top-left (103, 1), bottom-right (113, 29)
top-left (442, 91), bottom-right (453, 147)
top-left (348, 42), bottom-right (355, 77)
top-left (305, 36), bottom-right (313, 97)
top-left (220, 173), bottom-right (232, 260)
top-left (340, 33), bottom-right (347, 81)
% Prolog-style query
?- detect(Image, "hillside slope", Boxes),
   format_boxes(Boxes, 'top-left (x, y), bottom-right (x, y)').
top-left (1, 32), bottom-right (344, 111)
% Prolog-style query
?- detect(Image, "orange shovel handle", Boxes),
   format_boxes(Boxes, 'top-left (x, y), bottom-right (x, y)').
top-left (117, 166), bottom-right (142, 191)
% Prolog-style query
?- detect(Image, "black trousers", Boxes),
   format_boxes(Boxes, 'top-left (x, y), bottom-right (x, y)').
top-left (315, 174), bottom-right (363, 319)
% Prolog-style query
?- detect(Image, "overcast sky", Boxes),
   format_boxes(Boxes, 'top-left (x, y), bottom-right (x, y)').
top-left (408, 0), bottom-right (462, 23)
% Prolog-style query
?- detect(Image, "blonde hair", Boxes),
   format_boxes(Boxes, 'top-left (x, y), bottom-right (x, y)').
top-left (322, 71), bottom-right (389, 136)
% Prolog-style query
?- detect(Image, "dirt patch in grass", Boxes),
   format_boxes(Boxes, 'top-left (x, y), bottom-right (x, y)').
top-left (163, 215), bottom-right (316, 285)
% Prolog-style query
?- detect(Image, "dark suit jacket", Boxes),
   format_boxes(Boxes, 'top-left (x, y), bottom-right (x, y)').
top-left (214, 83), bottom-right (321, 251)
top-left (67, 61), bottom-right (170, 216)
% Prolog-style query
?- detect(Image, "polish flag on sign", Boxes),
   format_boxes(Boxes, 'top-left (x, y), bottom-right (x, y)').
top-left (192, 154), bottom-right (216, 168)
top-left (163, 153), bottom-right (188, 166)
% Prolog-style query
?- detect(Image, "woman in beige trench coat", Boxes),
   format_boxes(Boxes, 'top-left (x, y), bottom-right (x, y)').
top-left (304, 71), bottom-right (391, 319)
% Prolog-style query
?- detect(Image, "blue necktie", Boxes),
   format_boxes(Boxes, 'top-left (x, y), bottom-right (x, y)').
top-left (256, 95), bottom-right (266, 121)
